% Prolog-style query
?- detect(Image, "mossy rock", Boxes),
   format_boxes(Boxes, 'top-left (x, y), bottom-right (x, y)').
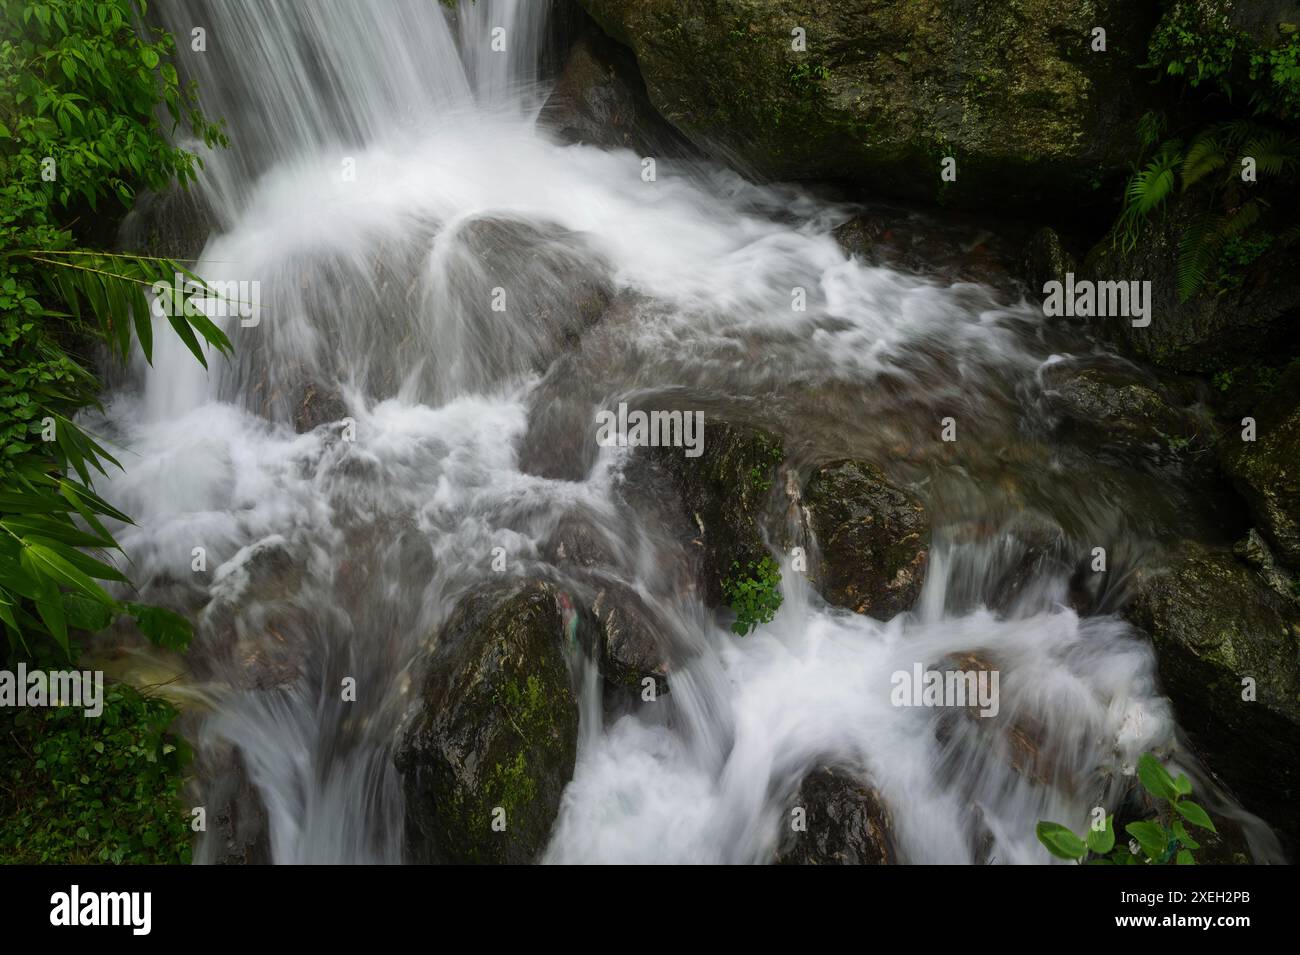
top-left (649, 421), bottom-right (784, 608)
top-left (804, 459), bottom-right (929, 618)
top-left (1221, 364), bottom-right (1300, 573)
top-left (397, 580), bottom-right (579, 863)
top-left (1082, 199), bottom-right (1300, 375)
top-left (578, 0), bottom-right (1159, 211)
top-left (1125, 541), bottom-right (1300, 844)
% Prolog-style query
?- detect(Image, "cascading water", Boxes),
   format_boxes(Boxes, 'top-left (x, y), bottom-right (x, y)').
top-left (90, 0), bottom-right (1282, 863)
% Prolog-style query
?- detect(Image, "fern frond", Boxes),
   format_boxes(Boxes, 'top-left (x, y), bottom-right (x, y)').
top-left (1241, 131), bottom-right (1300, 177)
top-left (1176, 211), bottom-right (1226, 302)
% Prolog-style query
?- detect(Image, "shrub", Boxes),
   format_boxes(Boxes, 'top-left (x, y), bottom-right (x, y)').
top-left (723, 556), bottom-right (782, 636)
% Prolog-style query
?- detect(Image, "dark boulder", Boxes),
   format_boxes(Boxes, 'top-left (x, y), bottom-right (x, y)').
top-left (803, 459), bottom-right (929, 618)
top-left (1126, 541), bottom-right (1300, 843)
top-left (589, 582), bottom-right (670, 695)
top-left (777, 766), bottom-right (894, 864)
top-left (397, 580), bottom-right (579, 863)
top-left (649, 421), bottom-right (784, 608)
top-left (1221, 365), bottom-right (1300, 573)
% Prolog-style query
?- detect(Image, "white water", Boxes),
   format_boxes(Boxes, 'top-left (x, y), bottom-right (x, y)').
top-left (90, 0), bottom-right (1279, 863)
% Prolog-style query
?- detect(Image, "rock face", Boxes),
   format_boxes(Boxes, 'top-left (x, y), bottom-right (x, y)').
top-left (778, 767), bottom-right (894, 864)
top-left (397, 580), bottom-right (579, 863)
top-left (590, 583), bottom-right (671, 695)
top-left (1039, 358), bottom-right (1210, 465)
top-left (1126, 542), bottom-right (1300, 843)
top-left (803, 460), bottom-right (929, 618)
top-left (542, 27), bottom-right (690, 155)
top-left (578, 0), bottom-right (1158, 210)
top-left (650, 421), bottom-right (783, 607)
top-left (1221, 367), bottom-right (1300, 573)
top-left (1084, 201), bottom-right (1300, 375)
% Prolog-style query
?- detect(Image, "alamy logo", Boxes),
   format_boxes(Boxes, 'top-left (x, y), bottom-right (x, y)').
top-left (0, 665), bottom-right (103, 717)
top-left (1042, 272), bottom-right (1151, 328)
top-left (151, 272), bottom-right (261, 327)
top-left (890, 662), bottom-right (1000, 717)
top-left (50, 885), bottom-right (151, 935)
top-left (595, 402), bottom-right (704, 458)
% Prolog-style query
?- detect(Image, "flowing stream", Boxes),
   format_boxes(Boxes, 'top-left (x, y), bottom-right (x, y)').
top-left (89, 0), bottom-right (1281, 863)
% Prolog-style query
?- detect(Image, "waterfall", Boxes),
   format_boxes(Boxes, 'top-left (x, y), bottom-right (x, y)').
top-left (91, 0), bottom-right (1282, 863)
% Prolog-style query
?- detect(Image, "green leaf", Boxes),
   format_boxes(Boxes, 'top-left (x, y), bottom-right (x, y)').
top-left (1137, 753), bottom-right (1179, 801)
top-left (21, 546), bottom-right (68, 655)
top-left (1174, 800), bottom-right (1217, 833)
top-left (125, 602), bottom-right (192, 651)
top-left (1036, 821), bottom-right (1088, 860)
top-left (1172, 820), bottom-right (1201, 850)
top-left (1086, 814), bottom-right (1116, 855)
top-left (1173, 773), bottom-right (1192, 796)
top-left (1125, 820), bottom-right (1168, 861)
top-left (23, 539), bottom-right (118, 607)
top-left (1176, 849), bottom-right (1196, 865)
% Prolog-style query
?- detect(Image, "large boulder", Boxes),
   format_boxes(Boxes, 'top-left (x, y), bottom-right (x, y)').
top-left (397, 580), bottom-right (579, 863)
top-left (1125, 542), bottom-right (1300, 844)
top-left (578, 0), bottom-right (1159, 210)
top-left (1083, 200), bottom-right (1300, 375)
top-left (777, 766), bottom-right (894, 864)
top-left (803, 459), bottom-right (929, 618)
top-left (649, 421), bottom-right (784, 607)
top-left (1221, 365), bottom-right (1300, 573)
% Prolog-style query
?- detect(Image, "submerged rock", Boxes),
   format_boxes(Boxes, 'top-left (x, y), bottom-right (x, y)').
top-left (189, 741), bottom-right (271, 865)
top-left (803, 459), bottom-right (929, 618)
top-left (1040, 359), bottom-right (1210, 464)
top-left (293, 382), bottom-right (348, 434)
top-left (1221, 366), bottom-right (1300, 573)
top-left (1126, 542), bottom-right (1300, 843)
top-left (578, 0), bottom-right (1157, 210)
top-left (397, 580), bottom-right (579, 863)
top-left (778, 767), bottom-right (894, 864)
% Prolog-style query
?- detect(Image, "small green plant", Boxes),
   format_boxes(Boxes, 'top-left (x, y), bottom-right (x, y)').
top-left (722, 556), bottom-right (782, 636)
top-left (0, 683), bottom-right (192, 864)
top-left (1036, 753), bottom-right (1216, 865)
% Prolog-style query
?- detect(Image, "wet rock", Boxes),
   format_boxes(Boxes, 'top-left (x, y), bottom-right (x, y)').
top-left (649, 421), bottom-right (784, 608)
top-left (542, 27), bottom-right (689, 155)
top-left (578, 0), bottom-right (1158, 211)
top-left (1221, 365), bottom-right (1300, 573)
top-left (542, 513), bottom-right (620, 570)
top-left (803, 459), bottom-right (929, 618)
top-left (196, 536), bottom-right (314, 690)
top-left (457, 216), bottom-right (613, 368)
top-left (118, 184), bottom-right (217, 261)
top-left (777, 767), bottom-right (894, 865)
top-left (590, 583), bottom-right (670, 695)
top-left (1040, 359), bottom-right (1209, 461)
top-left (1021, 226), bottom-right (1076, 294)
top-left (397, 580), bottom-right (579, 864)
top-left (832, 207), bottom-right (1020, 293)
top-left (1126, 541), bottom-right (1300, 843)
top-left (1083, 199), bottom-right (1300, 374)
top-left (190, 742), bottom-right (271, 865)
top-left (1234, 529), bottom-right (1300, 607)
top-left (293, 382), bottom-right (348, 433)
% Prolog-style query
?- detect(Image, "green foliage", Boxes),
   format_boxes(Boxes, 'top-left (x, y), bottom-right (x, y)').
top-left (1113, 121), bottom-right (1298, 300)
top-left (1036, 753), bottom-right (1216, 865)
top-left (0, 682), bottom-right (192, 864)
top-left (0, 0), bottom-right (227, 661)
top-left (723, 556), bottom-right (782, 636)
